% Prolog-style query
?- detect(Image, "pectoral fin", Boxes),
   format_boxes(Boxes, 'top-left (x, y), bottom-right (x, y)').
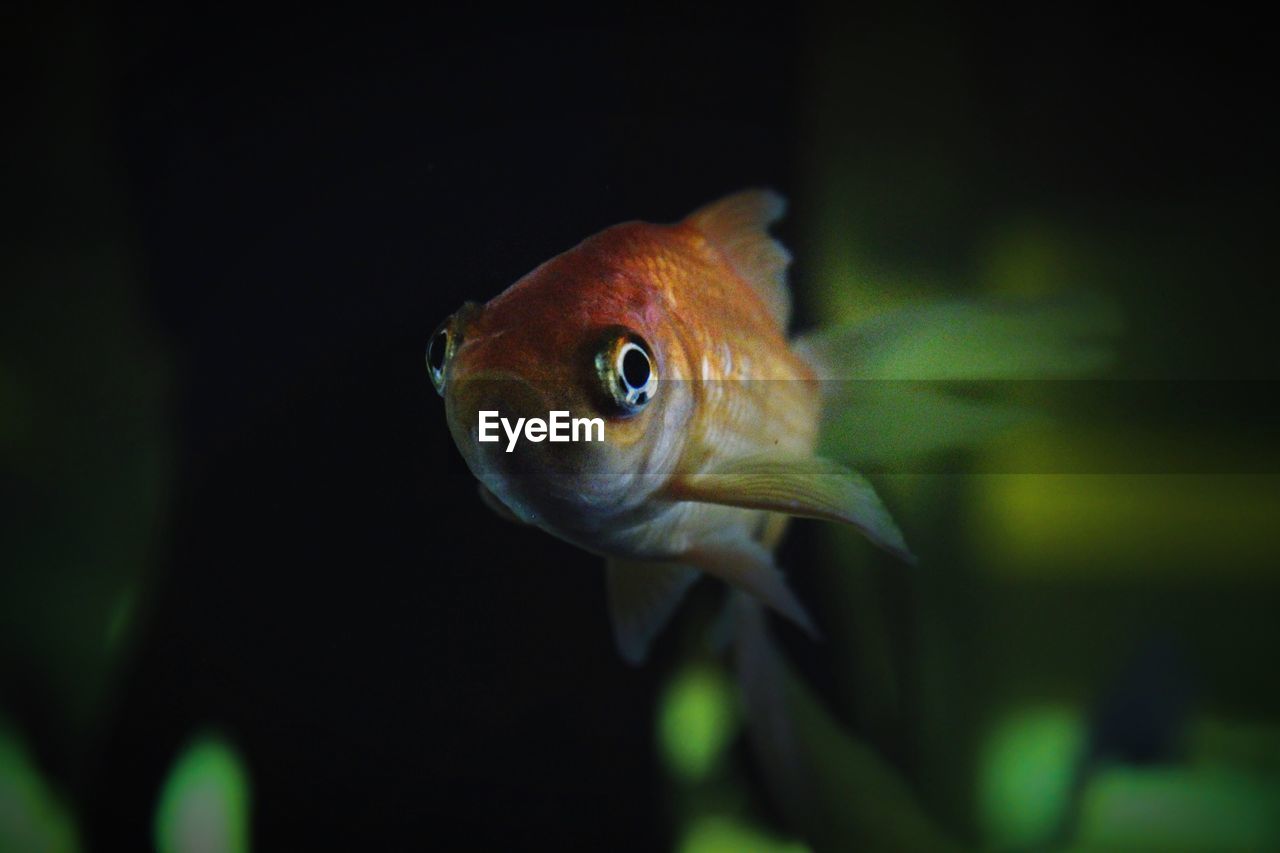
top-left (682, 538), bottom-right (816, 638)
top-left (606, 559), bottom-right (700, 665)
top-left (668, 454), bottom-right (915, 564)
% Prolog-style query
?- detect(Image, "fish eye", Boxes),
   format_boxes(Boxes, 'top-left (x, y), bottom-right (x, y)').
top-left (596, 330), bottom-right (657, 414)
top-left (427, 319), bottom-right (451, 396)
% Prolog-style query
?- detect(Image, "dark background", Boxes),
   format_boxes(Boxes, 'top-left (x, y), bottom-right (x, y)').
top-left (3, 1), bottom-right (1277, 849)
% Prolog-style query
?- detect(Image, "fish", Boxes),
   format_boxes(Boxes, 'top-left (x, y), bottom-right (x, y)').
top-left (426, 190), bottom-right (915, 664)
top-left (425, 190), bottom-right (1120, 851)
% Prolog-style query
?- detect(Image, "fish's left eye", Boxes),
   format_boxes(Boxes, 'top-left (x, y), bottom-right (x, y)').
top-left (427, 319), bottom-right (451, 396)
top-left (597, 330), bottom-right (657, 415)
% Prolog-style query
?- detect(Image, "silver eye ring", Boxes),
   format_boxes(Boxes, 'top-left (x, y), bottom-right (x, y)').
top-left (426, 319), bottom-right (451, 396)
top-left (597, 331), bottom-right (656, 415)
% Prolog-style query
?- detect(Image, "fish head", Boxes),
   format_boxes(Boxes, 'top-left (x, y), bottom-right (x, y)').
top-left (427, 227), bottom-right (695, 538)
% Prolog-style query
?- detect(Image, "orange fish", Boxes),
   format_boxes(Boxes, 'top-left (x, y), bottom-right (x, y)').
top-left (427, 191), bottom-right (912, 663)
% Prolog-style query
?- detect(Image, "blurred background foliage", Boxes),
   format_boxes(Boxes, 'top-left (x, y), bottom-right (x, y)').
top-left (2, 0), bottom-right (1278, 850)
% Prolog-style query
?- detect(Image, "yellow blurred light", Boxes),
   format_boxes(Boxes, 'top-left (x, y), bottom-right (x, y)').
top-left (970, 472), bottom-right (1280, 578)
top-left (969, 419), bottom-right (1280, 578)
top-left (980, 222), bottom-right (1077, 298)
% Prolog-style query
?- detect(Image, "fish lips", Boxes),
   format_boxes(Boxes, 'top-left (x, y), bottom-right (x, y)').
top-left (444, 373), bottom-right (614, 523)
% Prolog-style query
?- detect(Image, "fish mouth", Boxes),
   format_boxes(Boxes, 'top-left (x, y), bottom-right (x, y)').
top-left (442, 366), bottom-right (547, 417)
top-left (443, 370), bottom-right (559, 510)
top-left (445, 369), bottom-right (551, 428)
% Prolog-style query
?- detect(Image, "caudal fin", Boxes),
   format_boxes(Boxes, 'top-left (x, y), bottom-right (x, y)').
top-left (795, 295), bottom-right (1120, 381)
top-left (796, 296), bottom-right (1121, 466)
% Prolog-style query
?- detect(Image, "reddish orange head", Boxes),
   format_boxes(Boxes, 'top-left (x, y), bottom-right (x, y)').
top-left (427, 221), bottom-right (697, 542)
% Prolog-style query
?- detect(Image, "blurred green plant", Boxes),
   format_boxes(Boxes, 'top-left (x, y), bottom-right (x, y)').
top-left (678, 815), bottom-right (808, 853)
top-left (659, 665), bottom-right (740, 782)
top-left (979, 705), bottom-right (1085, 847)
top-left (154, 735), bottom-right (252, 853)
top-left (647, 8), bottom-right (1280, 852)
top-left (0, 720), bottom-right (80, 853)
top-left (1072, 765), bottom-right (1280, 851)
top-left (1, 3), bottom-right (173, 747)
top-left (2, 10), bottom-right (176, 849)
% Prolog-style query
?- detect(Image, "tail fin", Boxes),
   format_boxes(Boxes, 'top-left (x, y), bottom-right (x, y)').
top-left (796, 296), bottom-right (1121, 466)
top-left (731, 591), bottom-right (963, 849)
top-left (795, 295), bottom-right (1120, 381)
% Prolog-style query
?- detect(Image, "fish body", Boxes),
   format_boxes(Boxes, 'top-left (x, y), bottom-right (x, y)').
top-left (429, 191), bottom-right (909, 661)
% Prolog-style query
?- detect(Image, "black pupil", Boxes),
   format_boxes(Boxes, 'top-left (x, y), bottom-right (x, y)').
top-left (621, 346), bottom-right (650, 390)
top-left (428, 330), bottom-right (448, 373)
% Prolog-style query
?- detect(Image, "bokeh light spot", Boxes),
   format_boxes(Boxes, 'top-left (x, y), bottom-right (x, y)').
top-left (659, 665), bottom-right (738, 781)
top-left (154, 734), bottom-right (251, 853)
top-left (979, 705), bottom-right (1083, 848)
top-left (0, 722), bottom-right (80, 852)
top-left (679, 815), bottom-right (808, 853)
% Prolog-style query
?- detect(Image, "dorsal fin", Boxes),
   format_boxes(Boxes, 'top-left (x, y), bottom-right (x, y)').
top-left (684, 189), bottom-right (793, 328)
